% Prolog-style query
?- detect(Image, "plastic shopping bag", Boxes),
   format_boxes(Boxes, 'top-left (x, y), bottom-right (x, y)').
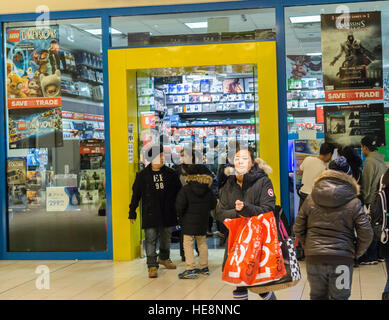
top-left (222, 212), bottom-right (286, 286)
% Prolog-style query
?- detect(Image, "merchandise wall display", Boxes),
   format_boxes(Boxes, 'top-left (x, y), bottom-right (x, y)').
top-left (321, 11), bottom-right (383, 101)
top-left (136, 64), bottom-right (257, 167)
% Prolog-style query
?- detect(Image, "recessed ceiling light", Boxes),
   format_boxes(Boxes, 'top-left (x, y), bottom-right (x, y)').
top-left (85, 28), bottom-right (122, 35)
top-left (289, 15), bottom-right (321, 24)
top-left (306, 52), bottom-right (322, 56)
top-left (184, 22), bottom-right (208, 29)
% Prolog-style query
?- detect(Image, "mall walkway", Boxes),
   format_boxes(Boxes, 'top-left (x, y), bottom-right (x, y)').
top-left (0, 249), bottom-right (385, 300)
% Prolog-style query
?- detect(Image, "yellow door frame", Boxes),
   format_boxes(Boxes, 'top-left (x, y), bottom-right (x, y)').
top-left (108, 42), bottom-right (280, 261)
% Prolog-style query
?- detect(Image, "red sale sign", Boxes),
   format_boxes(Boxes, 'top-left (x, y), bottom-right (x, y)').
top-left (325, 89), bottom-right (383, 102)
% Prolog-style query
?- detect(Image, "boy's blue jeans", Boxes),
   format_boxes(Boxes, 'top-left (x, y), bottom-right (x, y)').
top-left (145, 227), bottom-right (172, 268)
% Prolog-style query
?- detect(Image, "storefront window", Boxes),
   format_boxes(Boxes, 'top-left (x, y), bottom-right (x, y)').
top-left (4, 18), bottom-right (107, 252)
top-left (285, 1), bottom-right (389, 218)
top-left (135, 65), bottom-right (258, 170)
top-left (111, 8), bottom-right (275, 47)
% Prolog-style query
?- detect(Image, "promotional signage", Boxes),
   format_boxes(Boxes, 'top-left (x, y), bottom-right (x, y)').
top-left (62, 111), bottom-right (104, 122)
top-left (321, 11), bottom-right (383, 101)
top-left (6, 26), bottom-right (63, 149)
top-left (7, 158), bottom-right (27, 185)
top-left (46, 186), bottom-right (80, 211)
top-left (324, 103), bottom-right (385, 148)
top-left (286, 55), bottom-right (322, 80)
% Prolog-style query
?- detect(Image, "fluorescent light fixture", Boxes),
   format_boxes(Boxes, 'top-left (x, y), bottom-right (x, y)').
top-left (306, 52), bottom-right (322, 56)
top-left (289, 15), bottom-right (321, 24)
top-left (184, 22), bottom-right (208, 29)
top-left (85, 28), bottom-right (122, 35)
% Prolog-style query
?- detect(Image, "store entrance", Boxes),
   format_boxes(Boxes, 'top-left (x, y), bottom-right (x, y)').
top-left (108, 42), bottom-right (281, 260)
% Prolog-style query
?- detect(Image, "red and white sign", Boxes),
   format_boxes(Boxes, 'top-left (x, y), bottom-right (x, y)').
top-left (325, 89), bottom-right (383, 102)
top-left (61, 111), bottom-right (104, 122)
top-left (8, 97), bottom-right (62, 109)
top-left (8, 30), bottom-right (20, 42)
top-left (80, 146), bottom-right (105, 154)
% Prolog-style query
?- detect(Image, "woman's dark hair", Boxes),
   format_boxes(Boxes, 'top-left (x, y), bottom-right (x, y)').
top-left (234, 144), bottom-right (256, 163)
top-left (361, 135), bottom-right (378, 151)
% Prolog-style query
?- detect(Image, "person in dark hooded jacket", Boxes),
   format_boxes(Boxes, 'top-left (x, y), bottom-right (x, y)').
top-left (176, 164), bottom-right (217, 279)
top-left (215, 146), bottom-right (277, 301)
top-left (294, 156), bottom-right (373, 300)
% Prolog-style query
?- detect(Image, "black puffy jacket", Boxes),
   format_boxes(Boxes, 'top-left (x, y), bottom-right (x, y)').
top-left (293, 170), bottom-right (373, 264)
top-left (175, 174), bottom-right (217, 236)
top-left (215, 159), bottom-right (276, 268)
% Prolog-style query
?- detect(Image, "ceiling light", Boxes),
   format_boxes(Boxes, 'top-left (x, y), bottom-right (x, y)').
top-left (184, 22), bottom-right (208, 29)
top-left (85, 28), bottom-right (122, 35)
top-left (306, 52), bottom-right (321, 56)
top-left (289, 15), bottom-right (321, 24)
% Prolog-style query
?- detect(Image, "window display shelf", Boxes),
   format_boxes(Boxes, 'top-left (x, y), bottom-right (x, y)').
top-left (178, 111), bottom-right (254, 116)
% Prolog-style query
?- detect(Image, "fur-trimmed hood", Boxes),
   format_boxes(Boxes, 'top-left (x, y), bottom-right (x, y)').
top-left (311, 169), bottom-right (359, 208)
top-left (224, 158), bottom-right (273, 176)
top-left (185, 174), bottom-right (213, 187)
top-left (185, 174), bottom-right (213, 197)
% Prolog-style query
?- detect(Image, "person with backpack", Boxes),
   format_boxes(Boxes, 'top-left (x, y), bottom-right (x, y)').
top-left (368, 168), bottom-right (389, 300)
top-left (129, 145), bottom-right (182, 278)
top-left (359, 136), bottom-right (388, 265)
top-left (294, 156), bottom-right (373, 300)
top-left (175, 162), bottom-right (217, 279)
top-left (215, 146), bottom-right (277, 300)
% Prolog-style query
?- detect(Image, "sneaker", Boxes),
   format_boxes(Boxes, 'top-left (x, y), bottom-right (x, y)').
top-left (178, 270), bottom-right (199, 279)
top-left (360, 260), bottom-right (378, 265)
top-left (148, 267), bottom-right (158, 278)
top-left (199, 267), bottom-right (210, 275)
top-left (158, 258), bottom-right (177, 269)
top-left (378, 258), bottom-right (385, 262)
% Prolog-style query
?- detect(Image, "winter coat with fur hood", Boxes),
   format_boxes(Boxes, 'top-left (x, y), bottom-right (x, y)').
top-left (215, 158), bottom-right (276, 221)
top-left (293, 170), bottom-right (373, 265)
top-left (215, 158), bottom-right (276, 269)
top-left (175, 174), bottom-right (217, 235)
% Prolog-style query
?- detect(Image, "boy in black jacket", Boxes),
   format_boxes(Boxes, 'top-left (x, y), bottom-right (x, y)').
top-left (176, 164), bottom-right (217, 279)
top-left (129, 145), bottom-right (182, 278)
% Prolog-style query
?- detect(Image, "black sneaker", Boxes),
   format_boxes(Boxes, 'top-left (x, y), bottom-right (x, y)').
top-left (199, 267), bottom-right (210, 275)
top-left (178, 269), bottom-right (199, 279)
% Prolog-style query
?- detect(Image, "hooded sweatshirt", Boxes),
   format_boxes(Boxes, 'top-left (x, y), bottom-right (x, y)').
top-left (294, 170), bottom-right (373, 265)
top-left (361, 151), bottom-right (387, 205)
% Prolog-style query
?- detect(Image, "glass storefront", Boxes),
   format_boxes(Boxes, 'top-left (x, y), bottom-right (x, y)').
top-left (4, 18), bottom-right (107, 252)
top-left (285, 1), bottom-right (389, 220)
top-left (2, 0), bottom-right (389, 258)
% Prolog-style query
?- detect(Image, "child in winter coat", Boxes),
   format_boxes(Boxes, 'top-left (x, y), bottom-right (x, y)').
top-left (175, 163), bottom-right (217, 279)
top-left (294, 156), bottom-right (373, 300)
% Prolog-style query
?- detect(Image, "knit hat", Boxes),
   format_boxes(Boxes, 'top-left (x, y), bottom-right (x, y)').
top-left (328, 156), bottom-right (352, 175)
top-left (146, 144), bottom-right (164, 162)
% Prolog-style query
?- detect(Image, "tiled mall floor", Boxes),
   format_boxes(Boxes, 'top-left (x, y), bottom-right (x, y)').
top-left (0, 249), bottom-right (386, 300)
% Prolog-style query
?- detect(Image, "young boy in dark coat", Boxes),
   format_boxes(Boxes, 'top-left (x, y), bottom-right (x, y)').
top-left (176, 163), bottom-right (217, 279)
top-left (129, 145), bottom-right (182, 278)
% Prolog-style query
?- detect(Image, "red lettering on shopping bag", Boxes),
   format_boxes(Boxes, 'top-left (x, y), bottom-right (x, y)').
top-left (222, 212), bottom-right (286, 286)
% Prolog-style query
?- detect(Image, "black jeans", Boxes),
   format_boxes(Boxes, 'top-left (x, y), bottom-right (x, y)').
top-left (306, 263), bottom-right (353, 300)
top-left (145, 227), bottom-right (172, 268)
